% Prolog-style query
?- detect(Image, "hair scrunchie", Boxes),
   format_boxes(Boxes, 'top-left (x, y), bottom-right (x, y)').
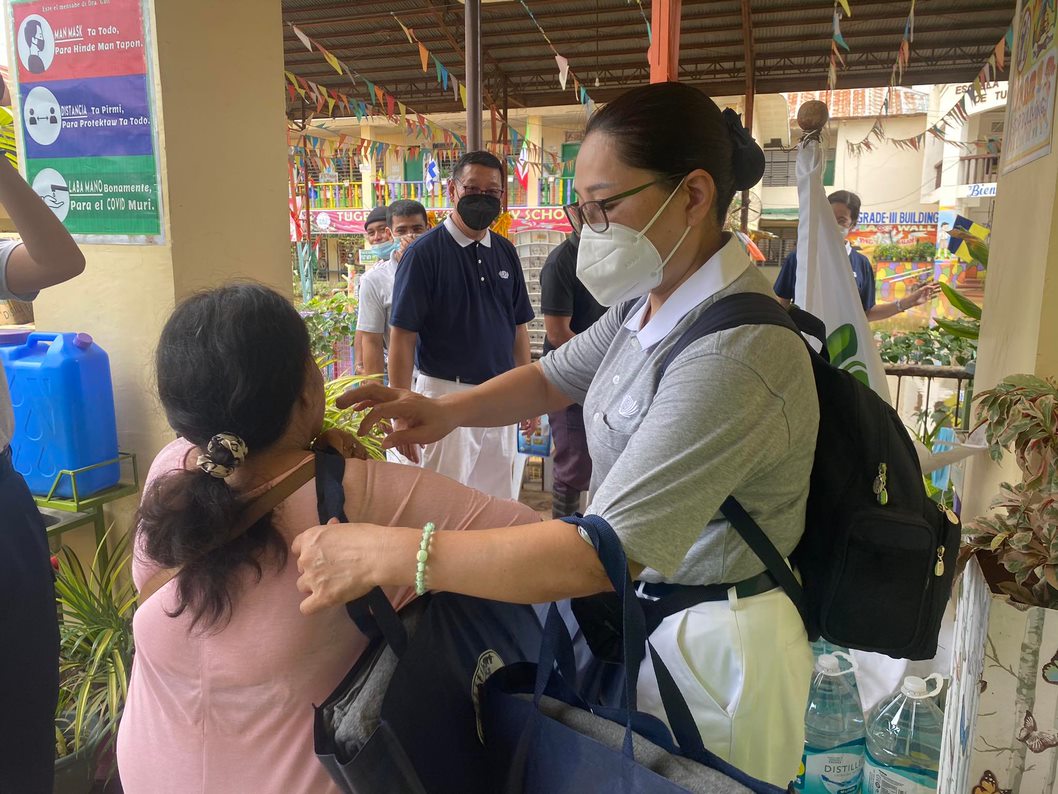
top-left (721, 107), bottom-right (766, 190)
top-left (196, 433), bottom-right (249, 479)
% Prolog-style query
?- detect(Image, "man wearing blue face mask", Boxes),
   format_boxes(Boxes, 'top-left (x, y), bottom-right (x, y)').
top-left (388, 150), bottom-right (534, 498)
top-left (355, 200), bottom-right (428, 380)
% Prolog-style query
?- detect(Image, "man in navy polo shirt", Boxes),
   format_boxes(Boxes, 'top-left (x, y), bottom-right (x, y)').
top-left (389, 151), bottom-right (534, 498)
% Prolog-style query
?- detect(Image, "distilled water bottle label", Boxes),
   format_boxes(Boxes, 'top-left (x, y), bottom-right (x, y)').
top-left (864, 754), bottom-right (938, 794)
top-left (795, 739), bottom-right (865, 794)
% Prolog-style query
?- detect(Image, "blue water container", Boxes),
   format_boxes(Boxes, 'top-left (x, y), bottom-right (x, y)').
top-left (0, 332), bottom-right (120, 498)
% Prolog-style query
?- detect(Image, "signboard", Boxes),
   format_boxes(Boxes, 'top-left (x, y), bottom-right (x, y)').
top-left (856, 209), bottom-right (940, 225)
top-left (1002, 0), bottom-right (1058, 174)
top-left (302, 206), bottom-right (574, 237)
top-left (956, 182), bottom-right (999, 198)
top-left (8, 0), bottom-right (164, 243)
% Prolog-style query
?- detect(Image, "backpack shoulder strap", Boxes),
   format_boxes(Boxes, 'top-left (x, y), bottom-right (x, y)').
top-left (656, 291), bottom-right (801, 379)
top-left (654, 291), bottom-right (814, 627)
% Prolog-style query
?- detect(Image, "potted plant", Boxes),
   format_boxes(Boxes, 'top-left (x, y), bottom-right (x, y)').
top-left (53, 530), bottom-right (136, 794)
top-left (939, 375), bottom-right (1058, 793)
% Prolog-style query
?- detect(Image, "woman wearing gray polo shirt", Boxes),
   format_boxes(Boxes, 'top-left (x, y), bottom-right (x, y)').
top-left (0, 155), bottom-right (85, 793)
top-left (292, 83), bottom-right (818, 787)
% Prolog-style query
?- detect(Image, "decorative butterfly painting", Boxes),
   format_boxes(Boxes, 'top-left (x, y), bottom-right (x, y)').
top-left (1016, 710), bottom-right (1058, 753)
top-left (1042, 647), bottom-right (1058, 684)
top-left (971, 769), bottom-right (1012, 794)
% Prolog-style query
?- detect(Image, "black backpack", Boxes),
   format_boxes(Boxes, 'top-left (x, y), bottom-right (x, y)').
top-left (636, 292), bottom-right (959, 661)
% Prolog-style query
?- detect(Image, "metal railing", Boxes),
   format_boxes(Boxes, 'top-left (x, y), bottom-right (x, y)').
top-left (886, 363), bottom-right (975, 431)
top-left (958, 154), bottom-right (1000, 185)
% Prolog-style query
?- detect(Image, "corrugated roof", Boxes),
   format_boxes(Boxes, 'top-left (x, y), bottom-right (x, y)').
top-left (282, 0), bottom-right (1015, 117)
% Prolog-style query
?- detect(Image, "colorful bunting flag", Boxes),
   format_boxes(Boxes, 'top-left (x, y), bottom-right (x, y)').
top-left (319, 45), bottom-right (343, 75)
top-left (419, 42), bottom-right (430, 73)
top-left (836, 0), bottom-right (851, 16)
top-left (291, 24), bottom-right (313, 52)
top-left (556, 55), bottom-right (569, 90)
top-left (459, 83), bottom-right (467, 109)
top-left (833, 10), bottom-right (849, 51)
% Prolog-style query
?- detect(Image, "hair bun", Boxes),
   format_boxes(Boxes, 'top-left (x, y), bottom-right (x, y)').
top-left (721, 108), bottom-right (766, 191)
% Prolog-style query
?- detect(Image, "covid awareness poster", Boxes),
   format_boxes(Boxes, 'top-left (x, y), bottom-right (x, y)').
top-left (8, 0), bottom-right (164, 243)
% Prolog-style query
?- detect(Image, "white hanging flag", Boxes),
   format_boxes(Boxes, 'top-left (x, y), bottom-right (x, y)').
top-left (515, 145), bottom-right (530, 190)
top-left (424, 156), bottom-right (439, 193)
top-left (555, 55), bottom-right (570, 90)
top-left (795, 137), bottom-right (891, 403)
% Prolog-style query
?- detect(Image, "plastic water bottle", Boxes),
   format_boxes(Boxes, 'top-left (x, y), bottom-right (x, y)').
top-left (795, 652), bottom-right (865, 794)
top-left (863, 674), bottom-right (944, 793)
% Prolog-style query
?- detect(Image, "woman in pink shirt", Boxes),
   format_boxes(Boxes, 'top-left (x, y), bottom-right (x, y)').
top-left (115, 284), bottom-right (538, 794)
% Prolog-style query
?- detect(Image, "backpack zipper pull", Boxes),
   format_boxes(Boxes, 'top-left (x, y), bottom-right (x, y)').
top-left (873, 463), bottom-right (888, 505)
top-left (934, 546), bottom-right (946, 577)
top-left (935, 501), bottom-right (959, 524)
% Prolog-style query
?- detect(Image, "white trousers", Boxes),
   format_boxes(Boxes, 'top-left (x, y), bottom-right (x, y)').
top-left (636, 586), bottom-right (814, 788)
top-left (415, 374), bottom-right (519, 500)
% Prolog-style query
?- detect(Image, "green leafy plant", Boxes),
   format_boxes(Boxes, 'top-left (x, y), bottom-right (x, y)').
top-left (876, 326), bottom-right (977, 366)
top-left (320, 367), bottom-right (387, 461)
top-left (872, 243), bottom-right (936, 263)
top-left (873, 243), bottom-right (905, 262)
top-left (301, 291), bottom-right (357, 363)
top-left (964, 375), bottom-right (1058, 607)
top-left (54, 530), bottom-right (136, 759)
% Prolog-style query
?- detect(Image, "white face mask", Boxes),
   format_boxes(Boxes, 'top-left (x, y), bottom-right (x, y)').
top-left (576, 180), bottom-right (691, 307)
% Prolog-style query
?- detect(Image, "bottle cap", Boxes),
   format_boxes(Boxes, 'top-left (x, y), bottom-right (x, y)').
top-left (72, 333), bottom-right (93, 350)
top-left (817, 654), bottom-right (841, 675)
top-left (901, 673), bottom-right (944, 699)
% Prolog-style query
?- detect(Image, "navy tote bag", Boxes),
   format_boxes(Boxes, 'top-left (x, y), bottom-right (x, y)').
top-left (480, 514), bottom-right (790, 794)
top-left (311, 453), bottom-right (547, 794)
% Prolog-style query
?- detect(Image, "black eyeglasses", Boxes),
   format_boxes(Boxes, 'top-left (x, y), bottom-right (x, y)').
top-left (454, 178), bottom-right (504, 200)
top-left (563, 176), bottom-right (681, 234)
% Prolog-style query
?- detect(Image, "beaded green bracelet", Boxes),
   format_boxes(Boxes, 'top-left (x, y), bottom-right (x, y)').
top-left (414, 522), bottom-right (436, 596)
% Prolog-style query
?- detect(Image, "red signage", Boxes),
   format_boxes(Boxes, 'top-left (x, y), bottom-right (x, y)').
top-left (12, 0), bottom-right (147, 83)
top-left (300, 206), bottom-right (573, 238)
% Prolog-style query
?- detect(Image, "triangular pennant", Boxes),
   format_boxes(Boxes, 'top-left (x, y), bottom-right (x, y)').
top-left (556, 54), bottom-right (570, 90)
top-left (327, 96), bottom-right (336, 115)
top-left (287, 84), bottom-right (297, 102)
top-left (441, 64), bottom-right (449, 91)
top-left (579, 86), bottom-right (587, 104)
top-left (419, 42), bottom-right (430, 73)
top-left (364, 80), bottom-right (376, 102)
top-left (291, 24), bottom-right (313, 52)
top-left (319, 45), bottom-right (343, 75)
top-left (285, 71), bottom-right (299, 87)
top-left (374, 84), bottom-right (385, 105)
top-left (459, 83), bottom-right (467, 109)
top-left (453, 75), bottom-right (460, 102)
top-left (833, 11), bottom-right (850, 51)
top-left (315, 92), bottom-right (325, 114)
top-left (836, 0), bottom-right (851, 16)
top-left (1006, 25), bottom-right (1014, 52)
top-left (386, 93), bottom-right (396, 117)
top-left (399, 101), bottom-right (407, 126)
top-left (394, 16), bottom-right (415, 45)
top-left (995, 39), bottom-right (1006, 71)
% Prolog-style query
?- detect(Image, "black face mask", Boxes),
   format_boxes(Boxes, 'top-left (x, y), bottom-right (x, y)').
top-left (457, 194), bottom-right (501, 231)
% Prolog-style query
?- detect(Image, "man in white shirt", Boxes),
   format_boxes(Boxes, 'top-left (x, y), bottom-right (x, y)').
top-left (0, 154), bottom-right (85, 793)
top-left (355, 200), bottom-right (428, 379)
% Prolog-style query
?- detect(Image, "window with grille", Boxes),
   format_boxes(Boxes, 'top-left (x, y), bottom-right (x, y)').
top-left (758, 223), bottom-right (798, 268)
top-left (763, 148), bottom-right (835, 187)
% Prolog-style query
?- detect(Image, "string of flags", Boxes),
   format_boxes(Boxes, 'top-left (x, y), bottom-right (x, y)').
top-left (845, 23), bottom-right (1011, 156)
top-left (629, 0), bottom-right (652, 44)
top-left (829, 1), bottom-right (851, 90)
top-left (287, 23), bottom-right (469, 150)
top-left (517, 0), bottom-right (596, 114)
top-left (387, 13), bottom-right (556, 165)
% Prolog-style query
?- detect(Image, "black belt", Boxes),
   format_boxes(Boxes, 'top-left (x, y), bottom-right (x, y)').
top-left (638, 570), bottom-right (780, 635)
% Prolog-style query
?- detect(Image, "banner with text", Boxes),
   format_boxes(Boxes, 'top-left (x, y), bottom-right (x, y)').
top-left (9, 0), bottom-right (164, 242)
top-left (302, 206), bottom-right (573, 237)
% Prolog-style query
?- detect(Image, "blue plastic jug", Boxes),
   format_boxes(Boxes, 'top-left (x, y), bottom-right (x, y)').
top-left (0, 332), bottom-right (120, 498)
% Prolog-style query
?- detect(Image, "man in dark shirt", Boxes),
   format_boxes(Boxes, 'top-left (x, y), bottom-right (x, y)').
top-left (540, 233), bottom-right (605, 518)
top-left (774, 190), bottom-right (939, 320)
top-left (389, 150), bottom-right (534, 498)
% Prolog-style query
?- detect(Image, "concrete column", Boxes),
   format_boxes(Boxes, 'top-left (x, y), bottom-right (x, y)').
top-left (526, 116), bottom-right (543, 207)
top-left (28, 0), bottom-right (290, 505)
top-left (960, 69), bottom-right (1058, 520)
